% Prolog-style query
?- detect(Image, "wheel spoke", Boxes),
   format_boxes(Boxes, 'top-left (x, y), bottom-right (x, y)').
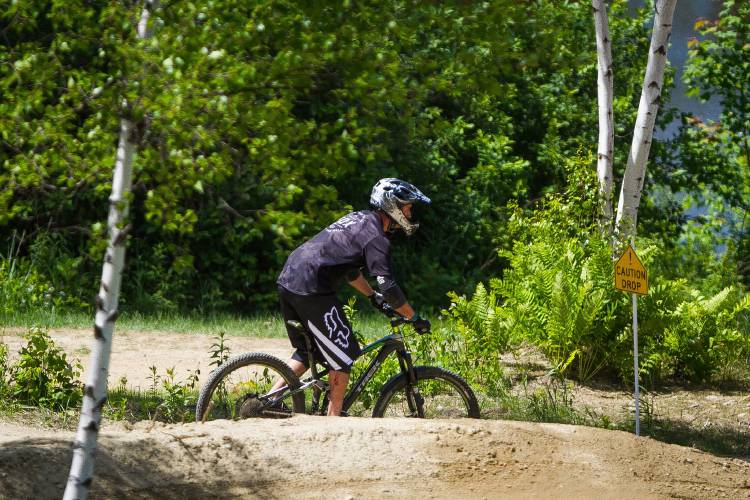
top-left (378, 369), bottom-right (478, 418)
top-left (195, 353), bottom-right (304, 421)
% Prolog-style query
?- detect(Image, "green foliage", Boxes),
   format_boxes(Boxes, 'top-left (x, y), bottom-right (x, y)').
top-left (637, 287), bottom-right (750, 383)
top-left (672, 0), bottom-right (750, 287)
top-left (9, 327), bottom-right (82, 410)
top-left (0, 233), bottom-right (83, 318)
top-left (0, 341), bottom-right (8, 399)
top-left (158, 367), bottom-right (200, 423)
top-left (439, 284), bottom-right (511, 394)
top-left (208, 330), bottom-right (231, 369)
top-left (0, 0), bottom-right (654, 314)
top-left (448, 162), bottom-right (750, 387)
top-left (494, 237), bottom-right (624, 382)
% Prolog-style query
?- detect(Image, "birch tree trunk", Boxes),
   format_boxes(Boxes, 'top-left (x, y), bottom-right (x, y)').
top-left (615, 0), bottom-right (677, 241)
top-left (592, 0), bottom-right (615, 234)
top-left (64, 2), bottom-right (157, 498)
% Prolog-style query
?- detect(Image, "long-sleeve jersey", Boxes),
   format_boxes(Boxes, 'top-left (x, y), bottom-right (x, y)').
top-left (277, 210), bottom-right (405, 306)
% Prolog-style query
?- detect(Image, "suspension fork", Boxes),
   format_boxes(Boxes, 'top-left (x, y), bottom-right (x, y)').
top-left (397, 347), bottom-right (425, 417)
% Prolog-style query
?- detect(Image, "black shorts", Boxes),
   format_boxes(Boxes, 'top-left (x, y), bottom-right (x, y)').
top-left (278, 286), bottom-right (361, 373)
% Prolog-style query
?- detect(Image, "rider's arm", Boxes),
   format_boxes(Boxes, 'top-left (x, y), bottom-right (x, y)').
top-left (348, 270), bottom-right (417, 319)
top-left (347, 271), bottom-right (375, 296)
top-left (394, 302), bottom-right (416, 320)
top-left (361, 236), bottom-right (420, 320)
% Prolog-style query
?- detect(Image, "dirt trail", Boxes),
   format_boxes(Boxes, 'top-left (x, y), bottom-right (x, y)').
top-left (0, 328), bottom-right (293, 389)
top-left (1, 417), bottom-right (749, 499)
top-left (1, 328), bottom-right (749, 499)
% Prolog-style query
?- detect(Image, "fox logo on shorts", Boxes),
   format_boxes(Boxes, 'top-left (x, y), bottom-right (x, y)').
top-left (323, 306), bottom-right (351, 348)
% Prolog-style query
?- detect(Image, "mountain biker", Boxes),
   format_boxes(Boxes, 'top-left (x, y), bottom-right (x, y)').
top-left (275, 178), bottom-right (432, 416)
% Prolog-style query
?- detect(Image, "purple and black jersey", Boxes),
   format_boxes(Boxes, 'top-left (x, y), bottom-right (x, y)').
top-left (277, 210), bottom-right (405, 306)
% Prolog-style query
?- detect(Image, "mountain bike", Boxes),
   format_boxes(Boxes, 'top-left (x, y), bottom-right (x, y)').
top-left (194, 316), bottom-right (480, 420)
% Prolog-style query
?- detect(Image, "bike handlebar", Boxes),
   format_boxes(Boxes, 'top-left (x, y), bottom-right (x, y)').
top-left (390, 316), bottom-right (410, 328)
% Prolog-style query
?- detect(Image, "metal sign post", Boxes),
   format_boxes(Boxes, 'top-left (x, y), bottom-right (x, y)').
top-left (632, 293), bottom-right (640, 436)
top-left (614, 243), bottom-right (647, 437)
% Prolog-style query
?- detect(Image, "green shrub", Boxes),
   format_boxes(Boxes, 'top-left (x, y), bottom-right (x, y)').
top-left (637, 287), bottom-right (750, 383)
top-left (0, 233), bottom-right (87, 318)
top-left (436, 284), bottom-right (513, 395)
top-left (492, 235), bottom-right (628, 382)
top-left (446, 159), bottom-right (750, 387)
top-left (10, 327), bottom-right (83, 410)
top-left (0, 341), bottom-right (9, 399)
top-left (159, 367), bottom-right (200, 423)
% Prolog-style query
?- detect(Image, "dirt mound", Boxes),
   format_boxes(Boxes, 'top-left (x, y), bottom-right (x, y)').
top-left (1, 417), bottom-right (749, 499)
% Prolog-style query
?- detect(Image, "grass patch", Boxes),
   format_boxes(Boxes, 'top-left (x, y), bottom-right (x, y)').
top-left (477, 379), bottom-right (750, 459)
top-left (0, 306), bottom-right (401, 339)
top-left (479, 379), bottom-right (613, 429)
top-left (0, 310), bottom-right (290, 338)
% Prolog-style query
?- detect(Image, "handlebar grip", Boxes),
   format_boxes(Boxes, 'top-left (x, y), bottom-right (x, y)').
top-left (389, 316), bottom-right (409, 328)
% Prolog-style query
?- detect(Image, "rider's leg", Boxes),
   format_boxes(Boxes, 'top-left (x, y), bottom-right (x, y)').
top-left (270, 358), bottom-right (307, 393)
top-left (327, 370), bottom-right (349, 416)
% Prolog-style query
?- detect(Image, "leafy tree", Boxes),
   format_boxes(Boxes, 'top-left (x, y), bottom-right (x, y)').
top-left (678, 0), bottom-right (750, 288)
top-left (0, 0), bottom-right (652, 313)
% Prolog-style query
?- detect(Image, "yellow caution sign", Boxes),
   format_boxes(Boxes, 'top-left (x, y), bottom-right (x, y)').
top-left (615, 244), bottom-right (648, 295)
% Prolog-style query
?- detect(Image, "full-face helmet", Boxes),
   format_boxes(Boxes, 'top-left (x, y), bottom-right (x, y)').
top-left (369, 178), bottom-right (431, 236)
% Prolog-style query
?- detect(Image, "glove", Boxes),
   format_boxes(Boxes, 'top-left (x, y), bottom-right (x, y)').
top-left (411, 314), bottom-right (431, 335)
top-left (369, 292), bottom-right (397, 317)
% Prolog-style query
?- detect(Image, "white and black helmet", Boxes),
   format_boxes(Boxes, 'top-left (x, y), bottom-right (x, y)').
top-left (370, 178), bottom-right (431, 236)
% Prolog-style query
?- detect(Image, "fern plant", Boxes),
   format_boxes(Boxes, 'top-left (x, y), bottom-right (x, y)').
top-left (493, 236), bottom-right (627, 382)
top-left (441, 283), bottom-right (513, 394)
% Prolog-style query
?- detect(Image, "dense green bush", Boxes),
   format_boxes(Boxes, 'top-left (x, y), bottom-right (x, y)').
top-left (9, 327), bottom-right (83, 410)
top-left (492, 236), bottom-right (626, 382)
top-left (0, 256), bottom-right (76, 317)
top-left (0, 0), bottom-right (655, 313)
top-left (0, 233), bottom-right (87, 318)
top-left (435, 284), bottom-right (512, 394)
top-left (444, 163), bottom-right (750, 386)
top-left (636, 285), bottom-right (750, 383)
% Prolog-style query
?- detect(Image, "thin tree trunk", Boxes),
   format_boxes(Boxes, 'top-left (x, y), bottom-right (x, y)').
top-left (63, 2), bottom-right (157, 498)
top-left (592, 0), bottom-right (614, 236)
top-left (615, 0), bottom-right (677, 241)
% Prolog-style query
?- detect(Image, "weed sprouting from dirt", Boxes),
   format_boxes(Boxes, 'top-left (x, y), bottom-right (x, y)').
top-left (208, 330), bottom-right (231, 369)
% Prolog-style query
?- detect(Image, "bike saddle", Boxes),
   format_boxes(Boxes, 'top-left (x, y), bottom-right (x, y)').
top-left (286, 320), bottom-right (304, 333)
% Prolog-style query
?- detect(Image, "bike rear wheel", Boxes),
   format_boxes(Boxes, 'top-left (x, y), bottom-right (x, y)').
top-left (372, 366), bottom-right (480, 418)
top-left (195, 352), bottom-right (305, 422)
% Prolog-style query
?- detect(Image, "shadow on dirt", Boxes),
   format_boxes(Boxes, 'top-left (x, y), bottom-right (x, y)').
top-left (636, 419), bottom-right (750, 461)
top-left (0, 435), bottom-right (283, 499)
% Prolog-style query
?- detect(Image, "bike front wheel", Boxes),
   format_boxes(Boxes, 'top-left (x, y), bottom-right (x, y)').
top-left (195, 352), bottom-right (305, 422)
top-left (372, 366), bottom-right (480, 418)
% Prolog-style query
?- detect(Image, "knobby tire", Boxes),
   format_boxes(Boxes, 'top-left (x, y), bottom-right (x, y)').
top-left (195, 352), bottom-right (305, 422)
top-left (371, 365), bottom-right (480, 418)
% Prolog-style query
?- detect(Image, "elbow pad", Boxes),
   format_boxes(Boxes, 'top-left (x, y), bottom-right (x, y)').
top-left (380, 284), bottom-right (407, 309)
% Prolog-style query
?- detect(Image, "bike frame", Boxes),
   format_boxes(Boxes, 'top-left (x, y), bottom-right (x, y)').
top-left (291, 319), bottom-right (423, 416)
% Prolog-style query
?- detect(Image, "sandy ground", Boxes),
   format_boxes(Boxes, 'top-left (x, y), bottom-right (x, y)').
top-left (1, 417), bottom-right (749, 499)
top-left (0, 327), bottom-right (294, 389)
top-left (1, 328), bottom-right (749, 499)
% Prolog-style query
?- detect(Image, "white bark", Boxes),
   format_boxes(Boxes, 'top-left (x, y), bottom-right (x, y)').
top-left (64, 2), bottom-right (157, 499)
top-left (592, 0), bottom-right (614, 232)
top-left (615, 0), bottom-right (677, 240)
